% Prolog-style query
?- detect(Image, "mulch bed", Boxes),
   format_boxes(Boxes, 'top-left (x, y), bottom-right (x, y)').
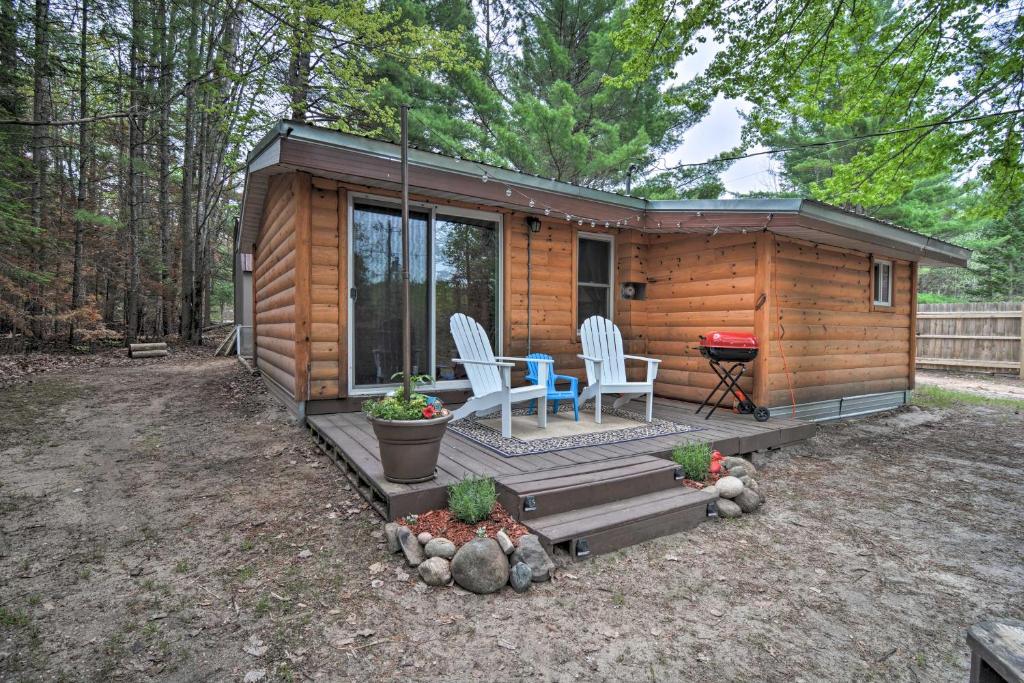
top-left (405, 503), bottom-right (530, 547)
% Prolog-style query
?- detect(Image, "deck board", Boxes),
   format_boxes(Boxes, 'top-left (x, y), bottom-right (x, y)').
top-left (307, 397), bottom-right (814, 521)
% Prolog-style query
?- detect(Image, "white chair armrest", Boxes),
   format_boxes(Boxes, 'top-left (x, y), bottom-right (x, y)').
top-left (623, 354), bottom-right (662, 364)
top-left (495, 356), bottom-right (553, 364)
top-left (577, 354), bottom-right (603, 363)
top-left (453, 358), bottom-right (514, 368)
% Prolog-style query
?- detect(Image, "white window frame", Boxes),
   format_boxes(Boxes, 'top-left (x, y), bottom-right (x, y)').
top-left (347, 191), bottom-right (503, 396)
top-left (872, 258), bottom-right (893, 307)
top-left (577, 232), bottom-right (615, 327)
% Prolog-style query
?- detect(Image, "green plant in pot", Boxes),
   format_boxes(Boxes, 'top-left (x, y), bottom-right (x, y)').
top-left (363, 373), bottom-right (452, 484)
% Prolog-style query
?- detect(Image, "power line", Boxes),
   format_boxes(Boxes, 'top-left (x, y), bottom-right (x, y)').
top-left (659, 108), bottom-right (1024, 171)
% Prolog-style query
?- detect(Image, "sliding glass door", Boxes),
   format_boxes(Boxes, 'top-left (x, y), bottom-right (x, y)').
top-left (349, 199), bottom-right (501, 391)
top-left (434, 213), bottom-right (499, 382)
top-left (350, 203), bottom-right (430, 387)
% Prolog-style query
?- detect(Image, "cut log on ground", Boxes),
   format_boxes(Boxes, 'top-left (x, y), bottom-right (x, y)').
top-left (129, 343), bottom-right (170, 359)
top-left (130, 349), bottom-right (170, 359)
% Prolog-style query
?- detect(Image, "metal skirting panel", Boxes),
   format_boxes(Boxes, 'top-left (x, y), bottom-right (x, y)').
top-left (769, 390), bottom-right (912, 422)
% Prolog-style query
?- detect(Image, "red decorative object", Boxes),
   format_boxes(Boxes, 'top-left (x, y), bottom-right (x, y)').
top-left (709, 461), bottom-right (722, 475)
top-left (422, 404), bottom-right (436, 419)
top-left (712, 450), bottom-right (724, 461)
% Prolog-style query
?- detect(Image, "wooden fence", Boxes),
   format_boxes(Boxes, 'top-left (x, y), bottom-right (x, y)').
top-left (916, 302), bottom-right (1024, 375)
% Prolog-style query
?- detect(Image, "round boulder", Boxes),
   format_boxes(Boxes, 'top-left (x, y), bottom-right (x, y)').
top-left (716, 498), bottom-right (743, 518)
top-left (715, 476), bottom-right (744, 499)
top-left (451, 538), bottom-right (509, 594)
top-left (735, 487), bottom-right (762, 513)
top-left (424, 537), bottom-right (456, 560)
top-left (508, 562), bottom-right (532, 593)
top-left (418, 557), bottom-right (451, 586)
top-left (723, 456), bottom-right (757, 476)
top-left (417, 532), bottom-right (433, 545)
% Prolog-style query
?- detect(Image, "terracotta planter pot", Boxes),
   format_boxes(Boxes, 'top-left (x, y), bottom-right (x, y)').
top-left (369, 413), bottom-right (453, 484)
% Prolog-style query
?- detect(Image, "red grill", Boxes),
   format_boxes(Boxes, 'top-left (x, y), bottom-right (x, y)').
top-left (696, 330), bottom-right (769, 422)
top-left (698, 331), bottom-right (759, 362)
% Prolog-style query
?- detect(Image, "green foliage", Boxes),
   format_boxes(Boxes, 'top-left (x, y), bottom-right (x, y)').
top-left (672, 442), bottom-right (712, 481)
top-left (447, 476), bottom-right (496, 524)
top-left (615, 0), bottom-right (1023, 211)
top-left (362, 374), bottom-right (445, 420)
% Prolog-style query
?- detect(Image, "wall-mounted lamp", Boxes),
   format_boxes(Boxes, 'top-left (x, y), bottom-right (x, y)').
top-left (526, 216), bottom-right (542, 233)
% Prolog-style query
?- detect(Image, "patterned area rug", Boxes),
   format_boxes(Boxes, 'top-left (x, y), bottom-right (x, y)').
top-left (448, 401), bottom-right (702, 457)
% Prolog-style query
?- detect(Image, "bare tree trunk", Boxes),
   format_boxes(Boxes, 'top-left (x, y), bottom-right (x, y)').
top-left (178, 0), bottom-right (198, 340)
top-left (157, 0), bottom-right (172, 336)
top-left (71, 0), bottom-right (88, 310)
top-left (30, 0), bottom-right (49, 232)
top-left (288, 16), bottom-right (309, 121)
top-left (125, 0), bottom-right (143, 344)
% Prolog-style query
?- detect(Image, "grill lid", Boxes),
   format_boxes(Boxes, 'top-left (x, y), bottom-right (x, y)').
top-left (700, 331), bottom-right (759, 349)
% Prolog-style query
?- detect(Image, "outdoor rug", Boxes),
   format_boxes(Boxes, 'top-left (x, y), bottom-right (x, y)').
top-left (448, 401), bottom-right (703, 457)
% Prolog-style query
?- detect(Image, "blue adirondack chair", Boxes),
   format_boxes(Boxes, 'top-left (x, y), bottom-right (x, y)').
top-left (524, 353), bottom-right (580, 421)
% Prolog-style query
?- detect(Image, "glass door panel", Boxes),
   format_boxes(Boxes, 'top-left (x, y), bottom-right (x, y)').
top-left (433, 214), bottom-right (499, 382)
top-left (351, 203), bottom-right (430, 387)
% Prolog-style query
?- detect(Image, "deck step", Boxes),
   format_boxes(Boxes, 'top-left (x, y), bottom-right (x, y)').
top-left (525, 486), bottom-right (719, 559)
top-left (496, 455), bottom-right (684, 521)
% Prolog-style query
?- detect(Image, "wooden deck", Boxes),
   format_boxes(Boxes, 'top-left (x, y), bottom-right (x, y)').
top-left (307, 397), bottom-right (815, 557)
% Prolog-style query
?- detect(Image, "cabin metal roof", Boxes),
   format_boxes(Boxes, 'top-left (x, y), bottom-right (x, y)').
top-left (236, 120), bottom-right (971, 268)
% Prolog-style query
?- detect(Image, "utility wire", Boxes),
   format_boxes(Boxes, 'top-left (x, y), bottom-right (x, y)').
top-left (659, 107), bottom-right (1024, 171)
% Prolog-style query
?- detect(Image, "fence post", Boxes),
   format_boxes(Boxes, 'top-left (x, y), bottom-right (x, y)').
top-left (1020, 302), bottom-right (1024, 377)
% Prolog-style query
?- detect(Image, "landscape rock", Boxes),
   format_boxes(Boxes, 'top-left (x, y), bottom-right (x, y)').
top-left (495, 529), bottom-right (515, 555)
top-left (739, 475), bottom-right (753, 487)
top-left (384, 523), bottom-right (401, 553)
top-left (735, 487), bottom-right (762, 513)
top-left (397, 526), bottom-right (425, 567)
top-left (728, 465), bottom-right (749, 479)
top-left (417, 557), bottom-right (451, 586)
top-left (417, 532), bottom-right (433, 545)
top-left (510, 534), bottom-right (555, 582)
top-left (906, 405), bottom-right (922, 413)
top-left (451, 538), bottom-right (509, 594)
top-left (746, 477), bottom-right (760, 493)
top-left (715, 476), bottom-right (744, 499)
top-left (508, 562), bottom-right (532, 593)
top-left (424, 537), bottom-right (456, 560)
top-left (716, 498), bottom-right (743, 518)
top-left (723, 456), bottom-right (757, 476)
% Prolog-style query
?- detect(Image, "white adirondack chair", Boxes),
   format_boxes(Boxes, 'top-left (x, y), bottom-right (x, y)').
top-left (578, 316), bottom-right (661, 423)
top-left (449, 313), bottom-right (552, 438)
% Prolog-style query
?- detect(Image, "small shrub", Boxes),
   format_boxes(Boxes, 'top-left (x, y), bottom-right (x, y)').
top-left (448, 476), bottom-right (497, 524)
top-left (672, 442), bottom-right (712, 481)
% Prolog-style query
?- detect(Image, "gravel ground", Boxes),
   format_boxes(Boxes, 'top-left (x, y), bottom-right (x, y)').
top-left (1, 353), bottom-right (1022, 682)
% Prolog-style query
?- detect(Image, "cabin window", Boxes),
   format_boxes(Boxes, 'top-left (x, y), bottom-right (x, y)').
top-left (872, 259), bottom-right (893, 306)
top-left (577, 234), bottom-right (613, 323)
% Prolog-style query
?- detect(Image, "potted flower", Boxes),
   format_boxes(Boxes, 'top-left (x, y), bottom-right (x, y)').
top-left (363, 374), bottom-right (452, 484)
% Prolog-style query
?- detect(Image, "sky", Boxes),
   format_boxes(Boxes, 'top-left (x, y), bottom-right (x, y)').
top-left (661, 36), bottom-right (780, 196)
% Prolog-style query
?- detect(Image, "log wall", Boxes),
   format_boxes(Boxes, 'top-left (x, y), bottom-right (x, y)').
top-left (643, 232), bottom-right (758, 403)
top-left (764, 236), bottom-right (914, 407)
top-left (253, 174), bottom-right (300, 395)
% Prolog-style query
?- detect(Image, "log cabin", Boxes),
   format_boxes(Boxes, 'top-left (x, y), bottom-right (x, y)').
top-left (234, 121), bottom-right (970, 423)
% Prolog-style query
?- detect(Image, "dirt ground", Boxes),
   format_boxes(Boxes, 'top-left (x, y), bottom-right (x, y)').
top-left (1, 352), bottom-right (1022, 682)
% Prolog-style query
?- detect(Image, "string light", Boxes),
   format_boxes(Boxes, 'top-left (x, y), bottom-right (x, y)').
top-left (544, 208), bottom-right (550, 215)
top-left (481, 172), bottom-right (489, 183)
top-left (505, 187), bottom-right (512, 197)
top-left (528, 199), bottom-right (535, 208)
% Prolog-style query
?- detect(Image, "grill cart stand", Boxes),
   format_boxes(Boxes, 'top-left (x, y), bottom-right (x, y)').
top-left (695, 332), bottom-right (771, 422)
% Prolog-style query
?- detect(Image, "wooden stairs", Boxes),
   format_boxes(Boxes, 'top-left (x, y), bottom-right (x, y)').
top-left (497, 455), bottom-right (720, 559)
